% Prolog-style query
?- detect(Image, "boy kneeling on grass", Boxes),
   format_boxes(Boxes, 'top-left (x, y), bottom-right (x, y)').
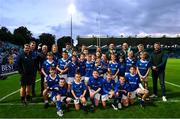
top-left (49, 78), bottom-right (71, 117)
top-left (125, 66), bottom-right (149, 108)
top-left (71, 72), bottom-right (88, 113)
top-left (113, 76), bottom-right (131, 110)
top-left (43, 67), bottom-right (60, 108)
top-left (88, 70), bottom-right (103, 112)
top-left (101, 71), bottom-right (116, 109)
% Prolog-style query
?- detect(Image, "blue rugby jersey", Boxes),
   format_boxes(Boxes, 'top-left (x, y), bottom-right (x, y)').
top-left (42, 60), bottom-right (57, 75)
top-left (46, 74), bottom-right (60, 88)
top-left (114, 80), bottom-right (131, 94)
top-left (95, 63), bottom-right (104, 76)
top-left (125, 58), bottom-right (136, 73)
top-left (125, 73), bottom-right (140, 91)
top-left (78, 60), bottom-right (86, 76)
top-left (53, 52), bottom-right (61, 63)
top-left (136, 60), bottom-right (151, 76)
top-left (101, 78), bottom-right (116, 95)
top-left (67, 61), bottom-right (78, 77)
top-left (85, 61), bottom-right (95, 77)
top-left (88, 76), bottom-right (103, 91)
top-left (101, 60), bottom-right (109, 74)
top-left (72, 81), bottom-right (87, 97)
top-left (108, 61), bottom-right (119, 75)
top-left (51, 84), bottom-right (67, 96)
top-left (57, 58), bottom-right (69, 74)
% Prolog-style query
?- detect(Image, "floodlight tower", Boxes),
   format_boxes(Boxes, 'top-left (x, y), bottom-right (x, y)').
top-left (68, 3), bottom-right (76, 46)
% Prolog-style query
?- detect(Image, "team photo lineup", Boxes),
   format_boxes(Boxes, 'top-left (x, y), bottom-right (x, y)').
top-left (17, 41), bottom-right (167, 117)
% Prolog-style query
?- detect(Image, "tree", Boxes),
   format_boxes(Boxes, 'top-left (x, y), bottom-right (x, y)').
top-left (13, 26), bottom-right (33, 45)
top-left (0, 26), bottom-right (13, 42)
top-left (57, 36), bottom-right (73, 54)
top-left (39, 33), bottom-right (55, 51)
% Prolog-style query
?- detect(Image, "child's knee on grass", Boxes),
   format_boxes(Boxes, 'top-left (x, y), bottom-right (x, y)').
top-left (81, 97), bottom-right (86, 104)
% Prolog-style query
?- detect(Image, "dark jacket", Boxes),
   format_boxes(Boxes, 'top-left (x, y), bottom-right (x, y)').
top-left (37, 51), bottom-right (47, 71)
top-left (150, 49), bottom-right (168, 72)
top-left (17, 51), bottom-right (34, 75)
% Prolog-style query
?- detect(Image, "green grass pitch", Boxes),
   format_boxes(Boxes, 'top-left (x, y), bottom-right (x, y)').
top-left (0, 58), bottom-right (180, 118)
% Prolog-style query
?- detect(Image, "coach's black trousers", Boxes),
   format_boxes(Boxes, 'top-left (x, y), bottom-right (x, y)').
top-left (152, 70), bottom-right (166, 96)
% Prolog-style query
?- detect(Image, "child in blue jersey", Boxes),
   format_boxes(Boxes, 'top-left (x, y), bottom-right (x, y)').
top-left (118, 55), bottom-right (126, 77)
top-left (101, 71), bottom-right (116, 108)
top-left (125, 51), bottom-right (136, 75)
top-left (108, 54), bottom-right (119, 82)
top-left (41, 52), bottom-right (57, 77)
top-left (56, 51), bottom-right (69, 79)
top-left (101, 54), bottom-right (109, 77)
top-left (78, 53), bottom-right (86, 81)
top-left (43, 67), bottom-right (60, 108)
top-left (85, 54), bottom-right (95, 85)
top-left (113, 77), bottom-right (131, 110)
top-left (95, 58), bottom-right (104, 78)
top-left (49, 78), bottom-right (71, 117)
top-left (66, 55), bottom-right (78, 92)
top-left (88, 70), bottom-right (103, 111)
top-left (71, 73), bottom-right (88, 113)
top-left (126, 66), bottom-right (149, 107)
top-left (136, 52), bottom-right (151, 89)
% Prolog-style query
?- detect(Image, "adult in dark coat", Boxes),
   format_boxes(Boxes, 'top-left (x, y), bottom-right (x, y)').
top-left (29, 41), bottom-right (38, 97)
top-left (17, 44), bottom-right (34, 105)
top-left (150, 42), bottom-right (168, 102)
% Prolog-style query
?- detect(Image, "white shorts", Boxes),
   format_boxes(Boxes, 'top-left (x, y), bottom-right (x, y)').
top-left (101, 94), bottom-right (109, 102)
top-left (66, 77), bottom-right (74, 84)
top-left (81, 76), bottom-right (85, 82)
top-left (129, 88), bottom-right (149, 99)
top-left (84, 77), bottom-right (90, 84)
top-left (74, 99), bottom-right (80, 105)
top-left (51, 95), bottom-right (66, 103)
top-left (129, 88), bottom-right (140, 99)
top-left (90, 89), bottom-right (101, 100)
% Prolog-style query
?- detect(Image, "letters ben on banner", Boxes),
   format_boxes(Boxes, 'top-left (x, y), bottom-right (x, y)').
top-left (0, 64), bottom-right (17, 75)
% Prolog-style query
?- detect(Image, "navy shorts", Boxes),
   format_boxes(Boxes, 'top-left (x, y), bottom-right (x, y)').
top-left (20, 74), bottom-right (33, 86)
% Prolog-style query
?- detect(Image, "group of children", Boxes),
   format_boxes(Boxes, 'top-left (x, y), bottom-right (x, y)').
top-left (41, 50), bottom-right (150, 117)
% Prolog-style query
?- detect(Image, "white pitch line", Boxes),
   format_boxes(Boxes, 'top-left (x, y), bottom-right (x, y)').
top-left (149, 76), bottom-right (180, 88)
top-left (165, 81), bottom-right (180, 88)
top-left (156, 100), bottom-right (180, 103)
top-left (0, 78), bottom-right (41, 102)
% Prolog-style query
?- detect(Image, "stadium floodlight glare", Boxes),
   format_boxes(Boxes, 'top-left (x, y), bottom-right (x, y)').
top-left (68, 3), bottom-right (76, 15)
top-left (68, 3), bottom-right (76, 46)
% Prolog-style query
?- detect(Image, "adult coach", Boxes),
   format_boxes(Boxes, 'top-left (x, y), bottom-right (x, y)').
top-left (29, 41), bottom-right (38, 97)
top-left (119, 42), bottom-right (131, 58)
top-left (17, 44), bottom-right (34, 105)
top-left (150, 42), bottom-right (168, 101)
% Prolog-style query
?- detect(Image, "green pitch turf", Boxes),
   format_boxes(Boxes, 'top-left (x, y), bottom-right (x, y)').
top-left (0, 58), bottom-right (180, 118)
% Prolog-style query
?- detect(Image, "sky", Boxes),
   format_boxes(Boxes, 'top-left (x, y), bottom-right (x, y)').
top-left (0, 0), bottom-right (180, 40)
